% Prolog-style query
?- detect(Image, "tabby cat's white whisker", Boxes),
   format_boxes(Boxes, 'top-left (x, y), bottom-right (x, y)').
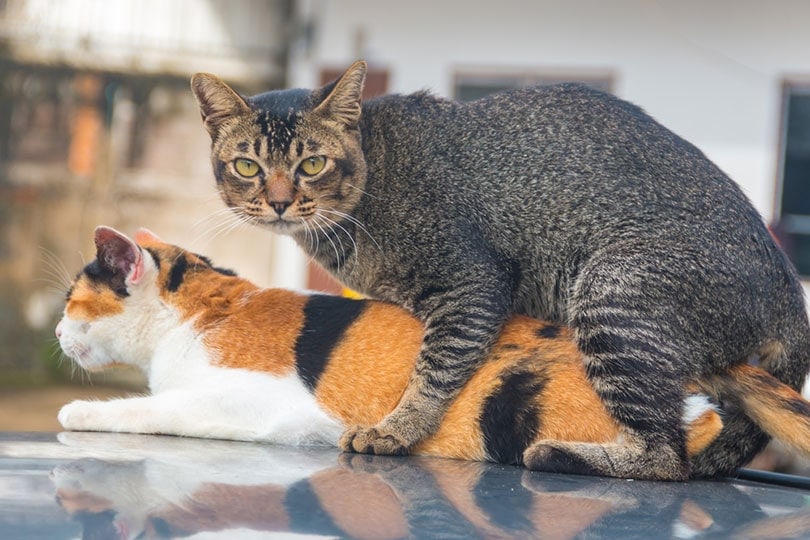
top-left (310, 216), bottom-right (342, 270)
top-left (346, 183), bottom-right (377, 200)
top-left (315, 214), bottom-right (348, 261)
top-left (319, 208), bottom-right (383, 253)
top-left (190, 208), bottom-right (246, 248)
top-left (299, 218), bottom-right (316, 255)
top-left (316, 213), bottom-right (359, 267)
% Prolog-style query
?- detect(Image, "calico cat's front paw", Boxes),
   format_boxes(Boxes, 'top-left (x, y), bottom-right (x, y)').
top-left (339, 425), bottom-right (410, 456)
top-left (58, 400), bottom-right (103, 431)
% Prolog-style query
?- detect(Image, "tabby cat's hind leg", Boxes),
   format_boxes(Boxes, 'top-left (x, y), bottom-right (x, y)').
top-left (523, 437), bottom-right (686, 480)
top-left (545, 248), bottom-right (701, 481)
top-left (523, 397), bottom-right (723, 479)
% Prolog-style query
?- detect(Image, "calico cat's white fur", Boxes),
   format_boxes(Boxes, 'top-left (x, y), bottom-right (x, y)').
top-left (56, 227), bottom-right (810, 476)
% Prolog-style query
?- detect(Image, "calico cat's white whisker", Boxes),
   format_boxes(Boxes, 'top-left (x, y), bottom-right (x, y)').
top-left (38, 247), bottom-right (74, 289)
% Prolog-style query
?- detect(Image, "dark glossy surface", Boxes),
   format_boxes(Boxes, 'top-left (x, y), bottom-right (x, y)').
top-left (2, 431), bottom-right (810, 539)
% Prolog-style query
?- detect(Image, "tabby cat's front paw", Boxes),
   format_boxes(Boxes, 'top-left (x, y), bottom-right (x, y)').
top-left (339, 425), bottom-right (410, 456)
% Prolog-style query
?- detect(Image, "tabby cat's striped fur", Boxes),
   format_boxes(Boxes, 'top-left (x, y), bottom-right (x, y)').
top-left (191, 61), bottom-right (810, 479)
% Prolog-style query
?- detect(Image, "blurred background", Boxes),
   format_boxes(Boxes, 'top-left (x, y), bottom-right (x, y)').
top-left (0, 0), bottom-right (809, 472)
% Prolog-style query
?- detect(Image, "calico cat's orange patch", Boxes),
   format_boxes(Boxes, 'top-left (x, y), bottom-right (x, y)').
top-left (204, 288), bottom-right (308, 375)
top-left (133, 243), bottom-right (307, 376)
top-left (419, 318), bottom-right (619, 460)
top-left (65, 280), bottom-right (124, 320)
top-left (315, 302), bottom-right (423, 425)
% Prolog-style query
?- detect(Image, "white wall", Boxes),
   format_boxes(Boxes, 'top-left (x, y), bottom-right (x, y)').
top-left (291, 0), bottom-right (810, 218)
top-left (282, 0), bottom-right (810, 293)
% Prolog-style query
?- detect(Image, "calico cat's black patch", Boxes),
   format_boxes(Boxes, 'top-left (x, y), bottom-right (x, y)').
top-left (480, 366), bottom-right (547, 465)
top-left (294, 295), bottom-right (367, 390)
top-left (535, 324), bottom-right (561, 339)
top-left (167, 256), bottom-right (188, 292)
top-left (196, 254), bottom-right (237, 276)
top-left (83, 260), bottom-right (128, 298)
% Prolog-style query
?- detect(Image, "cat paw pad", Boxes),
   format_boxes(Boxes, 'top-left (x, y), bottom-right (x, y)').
top-left (339, 425), bottom-right (409, 456)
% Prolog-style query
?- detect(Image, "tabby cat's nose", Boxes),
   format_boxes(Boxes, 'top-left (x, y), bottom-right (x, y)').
top-left (270, 201), bottom-right (291, 216)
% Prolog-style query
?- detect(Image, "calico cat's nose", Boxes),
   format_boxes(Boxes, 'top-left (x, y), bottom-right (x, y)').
top-left (270, 201), bottom-right (291, 216)
top-left (55, 320), bottom-right (63, 339)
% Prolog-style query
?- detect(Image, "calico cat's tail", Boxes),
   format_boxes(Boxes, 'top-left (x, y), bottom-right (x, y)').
top-left (701, 364), bottom-right (810, 458)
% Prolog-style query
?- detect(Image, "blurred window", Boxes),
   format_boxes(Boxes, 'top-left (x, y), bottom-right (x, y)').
top-left (776, 82), bottom-right (810, 277)
top-left (453, 71), bottom-right (613, 101)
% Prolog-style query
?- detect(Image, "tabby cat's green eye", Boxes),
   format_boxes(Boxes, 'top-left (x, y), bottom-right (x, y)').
top-left (299, 156), bottom-right (326, 176)
top-left (234, 159), bottom-right (260, 178)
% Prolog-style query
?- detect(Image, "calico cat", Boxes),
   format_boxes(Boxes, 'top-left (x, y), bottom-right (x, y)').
top-left (190, 61), bottom-right (810, 479)
top-left (57, 227), bottom-right (810, 478)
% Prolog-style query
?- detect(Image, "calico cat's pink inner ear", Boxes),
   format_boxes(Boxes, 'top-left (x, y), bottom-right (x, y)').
top-left (134, 228), bottom-right (161, 245)
top-left (94, 226), bottom-right (145, 284)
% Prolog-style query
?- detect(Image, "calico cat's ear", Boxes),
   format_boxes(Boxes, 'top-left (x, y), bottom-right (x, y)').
top-left (190, 73), bottom-right (251, 137)
top-left (313, 60), bottom-right (367, 128)
top-left (133, 228), bottom-right (161, 245)
top-left (94, 226), bottom-right (146, 285)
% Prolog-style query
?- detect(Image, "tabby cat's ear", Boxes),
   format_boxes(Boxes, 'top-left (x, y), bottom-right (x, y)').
top-left (94, 226), bottom-right (146, 285)
top-left (190, 73), bottom-right (251, 137)
top-left (313, 60), bottom-right (367, 128)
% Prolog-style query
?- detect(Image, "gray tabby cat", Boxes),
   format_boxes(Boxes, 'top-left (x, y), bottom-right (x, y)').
top-left (191, 61), bottom-right (810, 480)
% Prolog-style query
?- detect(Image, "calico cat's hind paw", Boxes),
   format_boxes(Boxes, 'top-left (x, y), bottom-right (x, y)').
top-left (339, 425), bottom-right (410, 456)
top-left (523, 439), bottom-right (689, 481)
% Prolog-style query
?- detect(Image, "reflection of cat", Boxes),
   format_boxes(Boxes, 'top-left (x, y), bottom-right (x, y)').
top-left (52, 433), bottom-right (339, 540)
top-left (191, 61), bottom-right (810, 480)
top-left (52, 433), bottom-right (810, 540)
top-left (57, 227), bottom-right (810, 477)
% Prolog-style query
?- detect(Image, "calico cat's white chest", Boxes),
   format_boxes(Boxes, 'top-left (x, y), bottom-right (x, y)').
top-left (60, 321), bottom-right (344, 446)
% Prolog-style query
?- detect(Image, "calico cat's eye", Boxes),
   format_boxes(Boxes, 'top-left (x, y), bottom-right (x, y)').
top-left (299, 156), bottom-right (326, 176)
top-left (234, 158), bottom-right (260, 178)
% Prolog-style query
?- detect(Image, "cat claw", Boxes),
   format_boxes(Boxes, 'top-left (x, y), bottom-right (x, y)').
top-left (339, 425), bottom-right (410, 456)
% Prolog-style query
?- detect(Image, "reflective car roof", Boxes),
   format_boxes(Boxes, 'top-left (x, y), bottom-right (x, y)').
top-left (2, 431), bottom-right (809, 539)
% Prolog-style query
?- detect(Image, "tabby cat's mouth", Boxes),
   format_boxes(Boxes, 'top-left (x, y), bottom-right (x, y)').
top-left (257, 216), bottom-right (303, 233)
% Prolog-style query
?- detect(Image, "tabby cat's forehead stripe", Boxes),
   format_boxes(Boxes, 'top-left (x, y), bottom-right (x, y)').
top-left (294, 295), bottom-right (367, 390)
top-left (256, 110), bottom-right (298, 156)
top-left (480, 367), bottom-right (547, 465)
